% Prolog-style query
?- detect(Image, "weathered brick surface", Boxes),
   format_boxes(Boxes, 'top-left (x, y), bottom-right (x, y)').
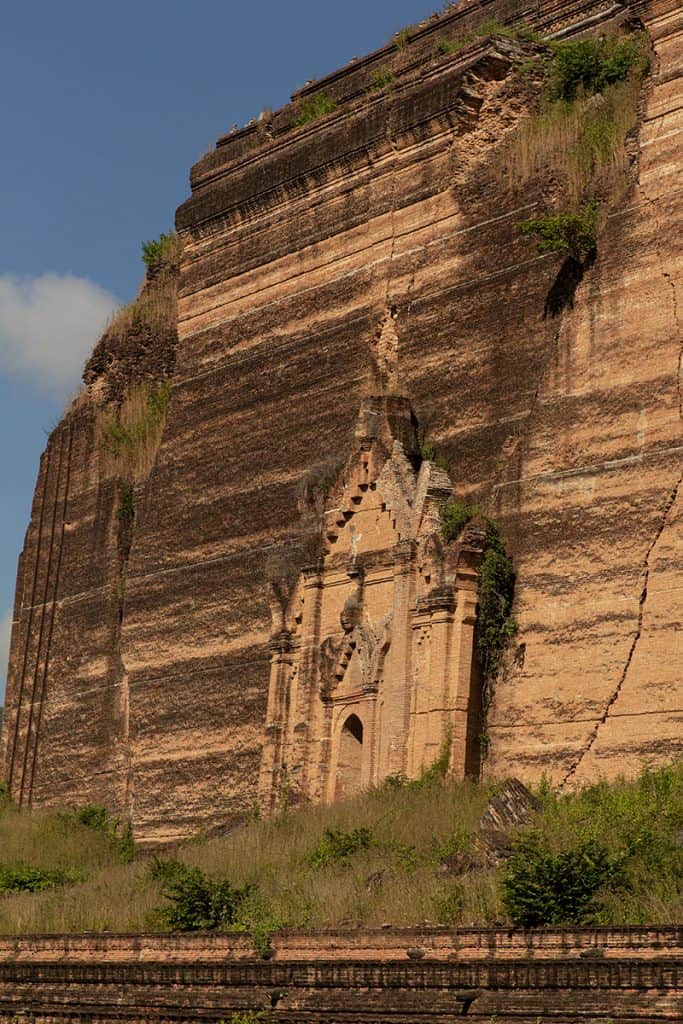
top-left (0, 927), bottom-right (680, 1022)
top-left (1, 0), bottom-right (681, 841)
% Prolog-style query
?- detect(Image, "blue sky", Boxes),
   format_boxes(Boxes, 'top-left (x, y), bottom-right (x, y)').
top-left (0, 0), bottom-right (443, 698)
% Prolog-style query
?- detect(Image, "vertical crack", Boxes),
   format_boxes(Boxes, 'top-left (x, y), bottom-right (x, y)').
top-left (562, 468), bottom-right (682, 787)
top-left (563, 90), bottom-right (683, 785)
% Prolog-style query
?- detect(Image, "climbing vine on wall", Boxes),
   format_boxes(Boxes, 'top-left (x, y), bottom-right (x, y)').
top-left (441, 501), bottom-right (517, 686)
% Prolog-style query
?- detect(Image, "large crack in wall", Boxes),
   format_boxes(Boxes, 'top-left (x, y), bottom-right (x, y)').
top-left (562, 57), bottom-right (683, 787)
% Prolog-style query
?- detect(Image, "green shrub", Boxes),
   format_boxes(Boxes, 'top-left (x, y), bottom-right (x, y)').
top-left (154, 860), bottom-right (252, 931)
top-left (519, 206), bottom-right (598, 262)
top-left (141, 231), bottom-right (182, 272)
top-left (370, 68), bottom-right (395, 92)
top-left (0, 864), bottom-right (72, 895)
top-left (148, 856), bottom-right (188, 885)
top-left (72, 805), bottom-right (110, 831)
top-left (67, 805), bottom-right (136, 863)
top-left (441, 499), bottom-right (480, 542)
top-left (310, 827), bottom-right (374, 867)
top-left (549, 33), bottom-right (647, 102)
top-left (533, 762), bottom-right (683, 923)
top-left (502, 833), bottom-right (627, 925)
top-left (294, 93), bottom-right (337, 127)
top-left (418, 438), bottom-right (450, 471)
top-left (415, 731), bottom-right (452, 788)
top-left (433, 38), bottom-right (461, 56)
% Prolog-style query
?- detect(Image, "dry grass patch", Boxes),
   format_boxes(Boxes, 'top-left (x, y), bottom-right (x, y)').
top-left (0, 765), bottom-right (679, 936)
top-left (177, 778), bottom-right (500, 930)
top-left (500, 76), bottom-right (643, 205)
top-left (104, 272), bottom-right (177, 353)
top-left (0, 862), bottom-right (157, 935)
top-left (95, 379), bottom-right (171, 480)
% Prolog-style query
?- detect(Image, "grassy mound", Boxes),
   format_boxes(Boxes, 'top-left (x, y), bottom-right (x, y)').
top-left (0, 764), bottom-right (680, 937)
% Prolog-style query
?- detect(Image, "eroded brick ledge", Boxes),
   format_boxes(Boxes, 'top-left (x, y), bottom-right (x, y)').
top-left (0, 927), bottom-right (680, 1022)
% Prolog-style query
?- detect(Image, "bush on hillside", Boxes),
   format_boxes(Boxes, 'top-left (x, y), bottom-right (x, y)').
top-left (502, 834), bottom-right (626, 925)
top-left (0, 864), bottom-right (73, 895)
top-left (0, 764), bottom-right (680, 934)
top-left (151, 859), bottom-right (252, 931)
top-left (309, 827), bottom-right (374, 868)
top-left (65, 805), bottom-right (136, 863)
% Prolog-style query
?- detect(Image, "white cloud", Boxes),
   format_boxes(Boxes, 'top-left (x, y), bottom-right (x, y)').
top-left (0, 611), bottom-right (11, 704)
top-left (0, 273), bottom-right (118, 395)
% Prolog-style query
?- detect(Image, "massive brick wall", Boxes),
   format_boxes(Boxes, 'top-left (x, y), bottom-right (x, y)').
top-left (0, 926), bottom-right (680, 1022)
top-left (1, 0), bottom-right (681, 843)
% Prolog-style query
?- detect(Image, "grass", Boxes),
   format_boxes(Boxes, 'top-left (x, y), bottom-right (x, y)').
top-left (0, 764), bottom-right (680, 936)
top-left (95, 379), bottom-right (171, 480)
top-left (500, 76), bottom-right (644, 204)
top-left (103, 272), bottom-right (177, 355)
top-left (497, 28), bottom-right (649, 244)
top-left (393, 27), bottom-right (412, 50)
top-left (433, 20), bottom-right (542, 58)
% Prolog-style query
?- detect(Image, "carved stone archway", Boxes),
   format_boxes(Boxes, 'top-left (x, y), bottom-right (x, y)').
top-left (258, 395), bottom-right (485, 813)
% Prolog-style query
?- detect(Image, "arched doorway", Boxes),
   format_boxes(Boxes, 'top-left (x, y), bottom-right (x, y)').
top-left (335, 713), bottom-right (364, 801)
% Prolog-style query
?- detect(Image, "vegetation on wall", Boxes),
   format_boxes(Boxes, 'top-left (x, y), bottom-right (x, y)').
top-left (96, 380), bottom-right (171, 480)
top-left (393, 27), bottom-right (412, 50)
top-left (548, 33), bottom-right (649, 102)
top-left (432, 20), bottom-right (541, 59)
top-left (418, 437), bottom-right (450, 472)
top-left (116, 480), bottom-right (135, 521)
top-left (519, 205), bottom-right (598, 261)
top-left (141, 231), bottom-right (182, 275)
top-left (103, 274), bottom-right (177, 356)
top-left (370, 68), bottom-right (396, 92)
top-left (294, 93), bottom-right (337, 127)
top-left (0, 763), bottom-right (680, 936)
top-left (441, 501), bottom-right (516, 685)
top-left (501, 29), bottom-right (650, 253)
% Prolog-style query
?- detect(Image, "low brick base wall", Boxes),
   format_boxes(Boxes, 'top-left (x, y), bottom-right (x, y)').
top-left (0, 927), bottom-right (680, 1022)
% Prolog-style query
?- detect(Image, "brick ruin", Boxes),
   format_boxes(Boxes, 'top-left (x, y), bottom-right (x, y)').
top-left (1, 0), bottom-right (681, 844)
top-left (0, 926), bottom-right (680, 1021)
top-left (260, 393), bottom-right (485, 810)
